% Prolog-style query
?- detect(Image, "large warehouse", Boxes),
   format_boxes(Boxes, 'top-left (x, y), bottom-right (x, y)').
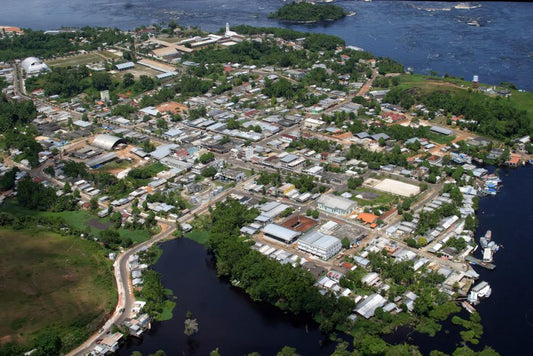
top-left (92, 134), bottom-right (127, 151)
top-left (297, 230), bottom-right (342, 260)
top-left (21, 57), bottom-right (49, 76)
top-left (262, 223), bottom-right (301, 244)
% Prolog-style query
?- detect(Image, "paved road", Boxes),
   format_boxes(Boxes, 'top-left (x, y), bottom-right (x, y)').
top-left (68, 223), bottom-right (175, 356)
top-left (68, 174), bottom-right (257, 356)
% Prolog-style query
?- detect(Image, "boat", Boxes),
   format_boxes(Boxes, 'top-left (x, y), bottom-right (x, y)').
top-left (455, 3), bottom-right (482, 10)
top-left (483, 247), bottom-right (493, 262)
top-left (346, 11), bottom-right (356, 17)
top-left (467, 281), bottom-right (492, 305)
top-left (462, 301), bottom-right (477, 314)
top-left (484, 230), bottom-right (492, 241)
top-left (467, 20), bottom-right (481, 27)
top-left (479, 230), bottom-right (491, 248)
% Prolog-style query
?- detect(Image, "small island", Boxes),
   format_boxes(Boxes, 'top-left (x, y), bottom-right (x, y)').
top-left (268, 2), bottom-right (349, 23)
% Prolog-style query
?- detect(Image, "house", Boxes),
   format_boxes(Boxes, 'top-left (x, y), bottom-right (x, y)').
top-left (317, 194), bottom-right (357, 216)
top-left (430, 126), bottom-right (453, 136)
top-left (354, 294), bottom-right (387, 319)
top-left (278, 183), bottom-right (296, 196)
top-left (356, 213), bottom-right (379, 227)
top-left (218, 168), bottom-right (245, 181)
top-left (508, 154), bottom-right (521, 167)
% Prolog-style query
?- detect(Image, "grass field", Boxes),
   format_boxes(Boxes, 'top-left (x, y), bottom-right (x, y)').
top-left (396, 74), bottom-right (467, 94)
top-left (185, 230), bottom-right (209, 245)
top-left (509, 90), bottom-right (533, 116)
top-left (0, 228), bottom-right (115, 350)
top-left (0, 201), bottom-right (150, 243)
top-left (45, 53), bottom-right (106, 68)
top-left (353, 187), bottom-right (398, 207)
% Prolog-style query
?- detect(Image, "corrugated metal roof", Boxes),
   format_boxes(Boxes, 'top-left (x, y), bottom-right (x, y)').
top-left (263, 224), bottom-right (301, 242)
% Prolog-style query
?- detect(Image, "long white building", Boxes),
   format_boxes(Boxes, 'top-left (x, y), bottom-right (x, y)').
top-left (297, 230), bottom-right (342, 260)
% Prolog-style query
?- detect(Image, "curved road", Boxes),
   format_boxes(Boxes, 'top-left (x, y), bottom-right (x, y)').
top-left (68, 223), bottom-right (175, 356)
top-left (68, 174), bottom-right (257, 356)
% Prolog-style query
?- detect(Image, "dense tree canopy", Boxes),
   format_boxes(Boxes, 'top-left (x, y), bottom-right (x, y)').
top-left (269, 3), bottom-right (348, 23)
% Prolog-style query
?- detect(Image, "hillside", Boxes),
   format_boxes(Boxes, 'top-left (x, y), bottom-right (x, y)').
top-left (0, 229), bottom-right (115, 353)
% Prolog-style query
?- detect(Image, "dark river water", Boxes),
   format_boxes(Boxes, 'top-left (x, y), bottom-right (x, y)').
top-left (119, 238), bottom-right (342, 356)
top-left (0, 1), bottom-right (532, 91)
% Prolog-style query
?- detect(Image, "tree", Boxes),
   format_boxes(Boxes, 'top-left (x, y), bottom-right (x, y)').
top-left (202, 166), bottom-right (218, 178)
top-left (0, 167), bottom-right (17, 191)
top-left (123, 72), bottom-right (135, 87)
top-left (199, 152), bottom-right (215, 164)
top-left (277, 346), bottom-right (299, 356)
top-left (32, 329), bottom-right (62, 356)
top-left (341, 237), bottom-right (350, 249)
top-left (92, 71), bottom-right (112, 90)
top-left (44, 165), bottom-right (55, 177)
top-left (280, 207), bottom-right (294, 218)
top-left (89, 197), bottom-right (99, 211)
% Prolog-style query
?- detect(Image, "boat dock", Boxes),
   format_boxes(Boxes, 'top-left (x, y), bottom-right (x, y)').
top-left (466, 256), bottom-right (496, 270)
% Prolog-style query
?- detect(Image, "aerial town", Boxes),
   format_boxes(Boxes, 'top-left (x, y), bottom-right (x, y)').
top-left (0, 23), bottom-right (530, 356)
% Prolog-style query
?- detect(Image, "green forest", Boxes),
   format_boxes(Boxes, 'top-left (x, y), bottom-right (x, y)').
top-left (384, 87), bottom-right (532, 140)
top-left (0, 28), bottom-right (131, 60)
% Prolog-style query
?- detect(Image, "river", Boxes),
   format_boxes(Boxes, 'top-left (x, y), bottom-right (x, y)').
top-left (118, 238), bottom-right (342, 355)
top-left (0, 1), bottom-right (532, 91)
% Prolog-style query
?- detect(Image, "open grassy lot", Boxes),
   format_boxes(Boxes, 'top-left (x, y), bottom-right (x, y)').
top-left (45, 53), bottom-right (106, 68)
top-left (395, 74), bottom-right (467, 94)
top-left (508, 89), bottom-right (533, 116)
top-left (0, 228), bottom-right (115, 350)
top-left (0, 201), bottom-right (150, 243)
top-left (185, 230), bottom-right (209, 245)
top-left (353, 187), bottom-right (399, 207)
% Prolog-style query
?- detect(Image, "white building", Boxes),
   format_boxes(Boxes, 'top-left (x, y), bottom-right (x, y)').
top-left (297, 230), bottom-right (342, 260)
top-left (317, 194), bottom-right (357, 216)
top-left (20, 57), bottom-right (49, 76)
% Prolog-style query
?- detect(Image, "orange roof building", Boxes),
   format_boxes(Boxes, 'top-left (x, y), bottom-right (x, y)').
top-left (356, 212), bottom-right (379, 226)
top-left (508, 155), bottom-right (521, 166)
top-left (0, 26), bottom-right (23, 34)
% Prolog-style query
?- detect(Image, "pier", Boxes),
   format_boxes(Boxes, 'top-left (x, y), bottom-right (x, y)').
top-left (465, 256), bottom-right (496, 270)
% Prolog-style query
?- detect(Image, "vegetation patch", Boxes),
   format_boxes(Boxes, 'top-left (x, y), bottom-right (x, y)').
top-left (0, 200), bottom-right (150, 244)
top-left (157, 300), bottom-right (176, 322)
top-left (45, 53), bottom-right (106, 68)
top-left (185, 230), bottom-right (210, 245)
